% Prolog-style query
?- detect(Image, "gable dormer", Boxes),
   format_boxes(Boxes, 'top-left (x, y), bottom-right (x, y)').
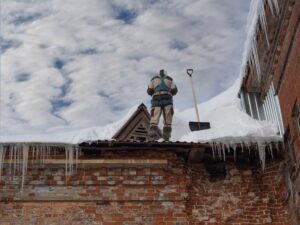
top-left (112, 103), bottom-right (161, 141)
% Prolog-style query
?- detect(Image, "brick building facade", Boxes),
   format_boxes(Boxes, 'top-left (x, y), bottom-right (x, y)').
top-left (240, 0), bottom-right (300, 223)
top-left (0, 142), bottom-right (291, 225)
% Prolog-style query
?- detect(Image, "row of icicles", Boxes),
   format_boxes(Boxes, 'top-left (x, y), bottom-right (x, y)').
top-left (246, 0), bottom-right (280, 81)
top-left (0, 144), bottom-right (79, 192)
top-left (209, 141), bottom-right (282, 170)
top-left (0, 141), bottom-right (283, 192)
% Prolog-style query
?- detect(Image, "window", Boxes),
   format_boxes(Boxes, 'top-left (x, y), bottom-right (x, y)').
top-left (292, 102), bottom-right (300, 137)
top-left (240, 91), bottom-right (265, 120)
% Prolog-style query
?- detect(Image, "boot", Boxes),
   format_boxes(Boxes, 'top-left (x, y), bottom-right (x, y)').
top-left (163, 126), bottom-right (172, 141)
top-left (148, 125), bottom-right (160, 141)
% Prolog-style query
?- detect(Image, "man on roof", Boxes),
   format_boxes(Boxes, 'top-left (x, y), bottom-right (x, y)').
top-left (147, 69), bottom-right (178, 141)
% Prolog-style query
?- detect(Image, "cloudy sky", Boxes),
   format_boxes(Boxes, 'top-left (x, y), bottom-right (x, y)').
top-left (0, 0), bottom-right (250, 134)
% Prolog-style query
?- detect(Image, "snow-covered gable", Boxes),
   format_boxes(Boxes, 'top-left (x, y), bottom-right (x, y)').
top-left (112, 103), bottom-right (161, 141)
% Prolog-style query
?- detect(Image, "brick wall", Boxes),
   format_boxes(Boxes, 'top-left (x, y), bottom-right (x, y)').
top-left (187, 160), bottom-right (290, 225)
top-left (266, 0), bottom-right (300, 222)
top-left (0, 149), bottom-right (291, 225)
top-left (241, 0), bottom-right (300, 222)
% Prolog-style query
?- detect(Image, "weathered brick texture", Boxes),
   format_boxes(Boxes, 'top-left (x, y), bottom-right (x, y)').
top-left (242, 0), bottom-right (299, 222)
top-left (264, 0), bottom-right (300, 222)
top-left (0, 150), bottom-right (291, 225)
top-left (187, 161), bottom-right (290, 225)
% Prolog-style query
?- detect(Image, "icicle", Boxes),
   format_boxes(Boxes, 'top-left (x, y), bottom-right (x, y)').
top-left (259, 2), bottom-right (270, 48)
top-left (252, 41), bottom-right (261, 79)
top-left (17, 146), bottom-right (20, 174)
top-left (215, 142), bottom-right (221, 160)
top-left (217, 143), bottom-right (221, 160)
top-left (268, 143), bottom-right (274, 159)
top-left (242, 0), bottom-right (281, 81)
top-left (13, 146), bottom-right (17, 177)
top-left (69, 146), bottom-right (74, 175)
top-left (267, 0), bottom-right (275, 16)
top-left (37, 146), bottom-right (40, 162)
top-left (38, 145), bottom-right (42, 163)
top-left (272, 0), bottom-right (280, 15)
top-left (0, 146), bottom-right (2, 179)
top-left (222, 144), bottom-right (226, 161)
top-left (232, 144), bottom-right (237, 162)
top-left (250, 51), bottom-right (258, 79)
top-left (65, 145), bottom-right (78, 182)
top-left (209, 142), bottom-right (215, 160)
top-left (0, 145), bottom-right (6, 179)
top-left (42, 146), bottom-right (45, 164)
top-left (46, 146), bottom-right (50, 160)
top-left (71, 147), bottom-right (74, 174)
top-left (75, 146), bottom-right (79, 171)
top-left (9, 146), bottom-right (13, 177)
top-left (34, 146), bottom-right (37, 162)
top-left (54, 147), bottom-right (57, 159)
top-left (257, 142), bottom-right (266, 170)
top-left (0, 143), bottom-right (80, 191)
top-left (266, 0), bottom-right (280, 17)
top-left (267, 0), bottom-right (279, 16)
top-left (32, 147), bottom-right (35, 162)
top-left (225, 143), bottom-right (230, 153)
top-left (65, 147), bottom-right (68, 183)
top-left (19, 145), bottom-right (22, 174)
top-left (21, 145), bottom-right (29, 192)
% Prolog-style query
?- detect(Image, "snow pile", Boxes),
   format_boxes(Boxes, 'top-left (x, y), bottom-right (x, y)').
top-left (173, 78), bottom-right (281, 144)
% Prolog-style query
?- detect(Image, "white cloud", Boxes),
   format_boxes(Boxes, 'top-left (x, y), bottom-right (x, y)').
top-left (0, 0), bottom-right (250, 134)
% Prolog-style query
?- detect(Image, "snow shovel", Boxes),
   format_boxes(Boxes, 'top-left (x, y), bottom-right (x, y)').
top-left (187, 69), bottom-right (211, 131)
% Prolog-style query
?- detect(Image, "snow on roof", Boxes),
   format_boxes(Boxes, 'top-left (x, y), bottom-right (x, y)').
top-left (0, 76), bottom-right (281, 145)
top-left (172, 77), bottom-right (281, 144)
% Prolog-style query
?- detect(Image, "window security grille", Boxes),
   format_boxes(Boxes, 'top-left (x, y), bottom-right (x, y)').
top-left (240, 82), bottom-right (284, 137)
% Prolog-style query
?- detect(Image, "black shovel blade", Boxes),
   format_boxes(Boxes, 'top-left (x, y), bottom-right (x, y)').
top-left (189, 122), bottom-right (211, 131)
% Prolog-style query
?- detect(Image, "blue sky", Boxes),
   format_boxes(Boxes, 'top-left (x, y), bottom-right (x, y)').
top-left (0, 0), bottom-right (250, 134)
